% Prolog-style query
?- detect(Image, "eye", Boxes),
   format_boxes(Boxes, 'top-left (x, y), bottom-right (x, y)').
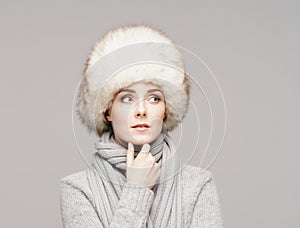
top-left (148, 95), bottom-right (162, 103)
top-left (120, 95), bottom-right (134, 103)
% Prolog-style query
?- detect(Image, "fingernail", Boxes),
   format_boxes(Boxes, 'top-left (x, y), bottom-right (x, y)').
top-left (141, 144), bottom-right (150, 153)
top-left (128, 142), bottom-right (134, 151)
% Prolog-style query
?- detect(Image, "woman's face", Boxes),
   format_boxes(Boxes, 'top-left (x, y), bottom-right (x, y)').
top-left (106, 82), bottom-right (166, 147)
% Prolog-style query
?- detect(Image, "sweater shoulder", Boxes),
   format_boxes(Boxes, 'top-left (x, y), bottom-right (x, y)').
top-left (60, 170), bottom-right (91, 195)
top-left (181, 164), bottom-right (213, 187)
top-left (60, 170), bottom-right (88, 183)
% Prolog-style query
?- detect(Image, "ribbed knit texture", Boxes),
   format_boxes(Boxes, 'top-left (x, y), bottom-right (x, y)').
top-left (86, 131), bottom-right (182, 227)
top-left (60, 165), bottom-right (224, 228)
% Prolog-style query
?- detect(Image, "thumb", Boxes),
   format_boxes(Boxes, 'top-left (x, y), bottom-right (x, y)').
top-left (126, 142), bottom-right (134, 167)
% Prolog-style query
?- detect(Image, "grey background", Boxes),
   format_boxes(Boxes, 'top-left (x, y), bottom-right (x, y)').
top-left (1, 0), bottom-right (299, 227)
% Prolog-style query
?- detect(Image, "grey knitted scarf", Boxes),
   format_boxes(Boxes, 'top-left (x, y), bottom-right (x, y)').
top-left (86, 131), bottom-right (182, 228)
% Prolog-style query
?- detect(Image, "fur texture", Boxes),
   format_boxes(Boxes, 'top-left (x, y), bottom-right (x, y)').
top-left (76, 24), bottom-right (190, 136)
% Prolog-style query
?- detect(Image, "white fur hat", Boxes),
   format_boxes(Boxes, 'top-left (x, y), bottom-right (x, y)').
top-left (76, 24), bottom-right (190, 136)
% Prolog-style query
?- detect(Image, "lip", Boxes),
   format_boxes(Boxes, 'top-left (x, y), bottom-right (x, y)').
top-left (131, 123), bottom-right (150, 132)
top-left (131, 123), bottom-right (150, 128)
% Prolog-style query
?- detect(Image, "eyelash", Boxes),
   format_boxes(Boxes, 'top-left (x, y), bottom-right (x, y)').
top-left (120, 95), bottom-right (162, 103)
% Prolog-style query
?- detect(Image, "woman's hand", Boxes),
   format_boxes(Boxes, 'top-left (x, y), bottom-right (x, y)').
top-left (126, 143), bottom-right (161, 190)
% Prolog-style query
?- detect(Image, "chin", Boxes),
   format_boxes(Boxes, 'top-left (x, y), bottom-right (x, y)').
top-left (131, 137), bottom-right (152, 146)
top-left (130, 134), bottom-right (157, 146)
top-left (129, 127), bottom-right (162, 144)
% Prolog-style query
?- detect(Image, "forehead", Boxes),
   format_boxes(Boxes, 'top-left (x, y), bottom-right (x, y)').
top-left (123, 82), bottom-right (162, 90)
top-left (117, 82), bottom-right (164, 95)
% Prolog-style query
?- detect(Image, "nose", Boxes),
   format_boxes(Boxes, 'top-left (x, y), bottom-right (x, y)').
top-left (134, 100), bottom-right (147, 118)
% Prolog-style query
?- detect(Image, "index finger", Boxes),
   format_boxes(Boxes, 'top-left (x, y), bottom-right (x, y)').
top-left (140, 144), bottom-right (150, 154)
top-left (126, 142), bottom-right (134, 166)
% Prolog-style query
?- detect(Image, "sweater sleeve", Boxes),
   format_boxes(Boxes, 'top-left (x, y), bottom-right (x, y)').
top-left (60, 180), bottom-right (154, 228)
top-left (189, 176), bottom-right (224, 228)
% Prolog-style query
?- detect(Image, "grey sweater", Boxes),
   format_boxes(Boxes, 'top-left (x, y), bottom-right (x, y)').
top-left (59, 165), bottom-right (224, 227)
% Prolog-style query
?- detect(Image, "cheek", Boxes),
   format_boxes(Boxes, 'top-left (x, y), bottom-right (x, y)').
top-left (150, 104), bottom-right (166, 119)
top-left (111, 106), bottom-right (131, 124)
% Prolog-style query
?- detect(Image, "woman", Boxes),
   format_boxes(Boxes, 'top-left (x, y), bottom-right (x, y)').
top-left (60, 25), bottom-right (224, 227)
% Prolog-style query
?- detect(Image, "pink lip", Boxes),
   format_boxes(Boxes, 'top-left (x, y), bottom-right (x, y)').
top-left (131, 123), bottom-right (150, 128)
top-left (132, 127), bottom-right (150, 132)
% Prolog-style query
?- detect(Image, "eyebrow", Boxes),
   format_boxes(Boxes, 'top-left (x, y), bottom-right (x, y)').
top-left (119, 89), bottom-right (163, 94)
